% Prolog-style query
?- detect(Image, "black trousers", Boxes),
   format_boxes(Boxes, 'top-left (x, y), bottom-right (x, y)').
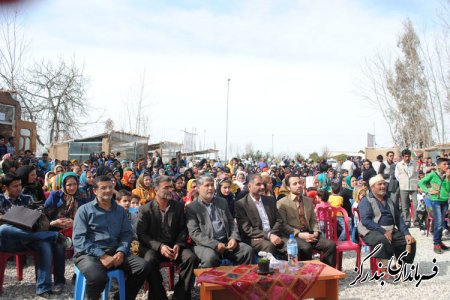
top-left (295, 235), bottom-right (337, 267)
top-left (141, 247), bottom-right (199, 300)
top-left (75, 254), bottom-right (150, 300)
top-left (362, 230), bottom-right (416, 263)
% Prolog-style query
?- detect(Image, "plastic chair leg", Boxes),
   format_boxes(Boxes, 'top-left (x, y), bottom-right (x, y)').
top-left (73, 267), bottom-right (86, 300)
top-left (102, 270), bottom-right (126, 300)
top-left (0, 255), bottom-right (10, 295)
top-left (15, 255), bottom-right (24, 281)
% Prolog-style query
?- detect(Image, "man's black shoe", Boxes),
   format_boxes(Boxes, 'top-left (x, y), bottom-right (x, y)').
top-left (440, 243), bottom-right (450, 251)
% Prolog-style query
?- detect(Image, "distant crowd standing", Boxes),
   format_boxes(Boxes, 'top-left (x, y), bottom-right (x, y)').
top-left (0, 147), bottom-right (448, 299)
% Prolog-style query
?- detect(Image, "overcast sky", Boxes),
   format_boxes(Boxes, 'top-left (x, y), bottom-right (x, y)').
top-left (8, 0), bottom-right (446, 158)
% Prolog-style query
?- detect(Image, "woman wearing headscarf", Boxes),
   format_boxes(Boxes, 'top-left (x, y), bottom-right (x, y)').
top-left (362, 159), bottom-right (377, 184)
top-left (184, 168), bottom-right (195, 182)
top-left (15, 165), bottom-right (46, 204)
top-left (121, 170), bottom-right (136, 191)
top-left (44, 171), bottom-right (56, 192)
top-left (183, 179), bottom-right (198, 205)
top-left (79, 170), bottom-right (95, 201)
top-left (339, 175), bottom-right (357, 236)
top-left (54, 164), bottom-right (64, 175)
top-left (44, 172), bottom-right (88, 233)
top-left (234, 171), bottom-right (246, 191)
top-left (132, 173), bottom-right (156, 205)
top-left (215, 178), bottom-right (236, 218)
top-left (112, 169), bottom-right (125, 191)
top-left (171, 174), bottom-right (186, 202)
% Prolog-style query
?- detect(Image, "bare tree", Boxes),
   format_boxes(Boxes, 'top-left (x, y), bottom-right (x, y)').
top-left (19, 57), bottom-right (90, 144)
top-left (124, 69), bottom-right (151, 136)
top-left (0, 10), bottom-right (26, 90)
top-left (104, 118), bottom-right (114, 133)
top-left (0, 11), bottom-right (99, 146)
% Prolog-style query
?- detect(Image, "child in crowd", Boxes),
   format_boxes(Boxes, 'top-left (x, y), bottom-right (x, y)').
top-left (328, 182), bottom-right (346, 241)
top-left (116, 190), bottom-right (138, 235)
top-left (352, 186), bottom-right (367, 242)
top-left (130, 194), bottom-right (141, 214)
top-left (315, 189), bottom-right (331, 234)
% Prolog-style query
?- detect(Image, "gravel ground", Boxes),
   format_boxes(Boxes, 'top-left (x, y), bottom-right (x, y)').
top-left (0, 227), bottom-right (448, 300)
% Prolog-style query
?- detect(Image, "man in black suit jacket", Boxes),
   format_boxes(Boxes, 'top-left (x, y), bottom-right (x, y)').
top-left (236, 174), bottom-right (289, 257)
top-left (136, 176), bottom-right (199, 300)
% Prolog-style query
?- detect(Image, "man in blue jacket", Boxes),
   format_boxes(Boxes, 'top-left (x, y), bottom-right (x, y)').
top-left (73, 175), bottom-right (150, 300)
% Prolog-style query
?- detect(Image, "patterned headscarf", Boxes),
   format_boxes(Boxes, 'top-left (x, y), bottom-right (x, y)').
top-left (61, 172), bottom-right (79, 218)
top-left (121, 170), bottom-right (135, 189)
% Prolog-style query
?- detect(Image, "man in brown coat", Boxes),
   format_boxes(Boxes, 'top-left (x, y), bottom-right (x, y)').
top-left (277, 175), bottom-right (336, 266)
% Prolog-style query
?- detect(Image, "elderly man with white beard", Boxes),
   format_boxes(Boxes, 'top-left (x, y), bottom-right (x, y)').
top-left (357, 175), bottom-right (416, 270)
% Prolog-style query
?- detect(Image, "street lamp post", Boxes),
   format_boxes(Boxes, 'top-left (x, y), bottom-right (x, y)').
top-left (272, 134), bottom-right (274, 158)
top-left (225, 78), bottom-right (230, 162)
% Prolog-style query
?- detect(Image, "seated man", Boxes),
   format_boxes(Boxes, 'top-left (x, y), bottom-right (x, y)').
top-left (73, 175), bottom-right (150, 300)
top-left (136, 176), bottom-right (199, 300)
top-left (236, 174), bottom-right (289, 258)
top-left (277, 175), bottom-right (336, 266)
top-left (358, 174), bottom-right (416, 268)
top-left (186, 175), bottom-right (254, 267)
top-left (0, 173), bottom-right (70, 298)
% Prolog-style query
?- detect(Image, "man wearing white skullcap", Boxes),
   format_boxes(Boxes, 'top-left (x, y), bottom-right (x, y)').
top-left (357, 174), bottom-right (416, 271)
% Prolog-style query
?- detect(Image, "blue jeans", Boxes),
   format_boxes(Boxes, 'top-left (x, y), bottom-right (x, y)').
top-left (0, 224), bottom-right (66, 294)
top-left (336, 216), bottom-right (346, 241)
top-left (431, 201), bottom-right (448, 245)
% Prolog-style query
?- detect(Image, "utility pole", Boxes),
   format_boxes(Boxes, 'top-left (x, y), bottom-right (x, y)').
top-left (225, 78), bottom-right (230, 162)
top-left (272, 134), bottom-right (274, 158)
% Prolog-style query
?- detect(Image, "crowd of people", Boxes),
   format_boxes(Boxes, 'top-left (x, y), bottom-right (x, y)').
top-left (0, 147), bottom-right (448, 299)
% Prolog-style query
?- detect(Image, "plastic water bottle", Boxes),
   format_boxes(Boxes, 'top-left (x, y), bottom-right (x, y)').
top-left (287, 234), bottom-right (298, 269)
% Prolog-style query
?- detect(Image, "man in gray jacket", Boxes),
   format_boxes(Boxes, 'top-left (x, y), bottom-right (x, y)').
top-left (186, 175), bottom-right (254, 267)
top-left (358, 175), bottom-right (416, 268)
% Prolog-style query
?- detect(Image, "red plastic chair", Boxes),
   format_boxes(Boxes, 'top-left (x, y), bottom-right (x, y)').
top-left (0, 250), bottom-right (39, 295)
top-left (317, 206), bottom-right (360, 271)
top-left (352, 207), bottom-right (377, 274)
top-left (144, 261), bottom-right (179, 292)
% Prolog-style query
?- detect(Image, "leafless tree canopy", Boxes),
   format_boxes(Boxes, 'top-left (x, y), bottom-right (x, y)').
top-left (0, 11), bottom-right (93, 146)
top-left (19, 58), bottom-right (90, 144)
top-left (124, 69), bottom-right (151, 136)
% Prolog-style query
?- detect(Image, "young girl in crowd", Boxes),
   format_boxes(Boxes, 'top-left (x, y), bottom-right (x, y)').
top-left (121, 170), bottom-right (136, 191)
top-left (315, 189), bottom-right (331, 234)
top-left (328, 182), bottom-right (346, 241)
top-left (183, 179), bottom-right (198, 205)
top-left (352, 186), bottom-right (367, 242)
top-left (132, 173), bottom-right (156, 205)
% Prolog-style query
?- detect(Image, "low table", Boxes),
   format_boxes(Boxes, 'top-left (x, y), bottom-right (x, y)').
top-left (194, 260), bottom-right (346, 300)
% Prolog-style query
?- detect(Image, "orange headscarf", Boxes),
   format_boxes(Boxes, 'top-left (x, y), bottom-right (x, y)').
top-left (121, 170), bottom-right (135, 189)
